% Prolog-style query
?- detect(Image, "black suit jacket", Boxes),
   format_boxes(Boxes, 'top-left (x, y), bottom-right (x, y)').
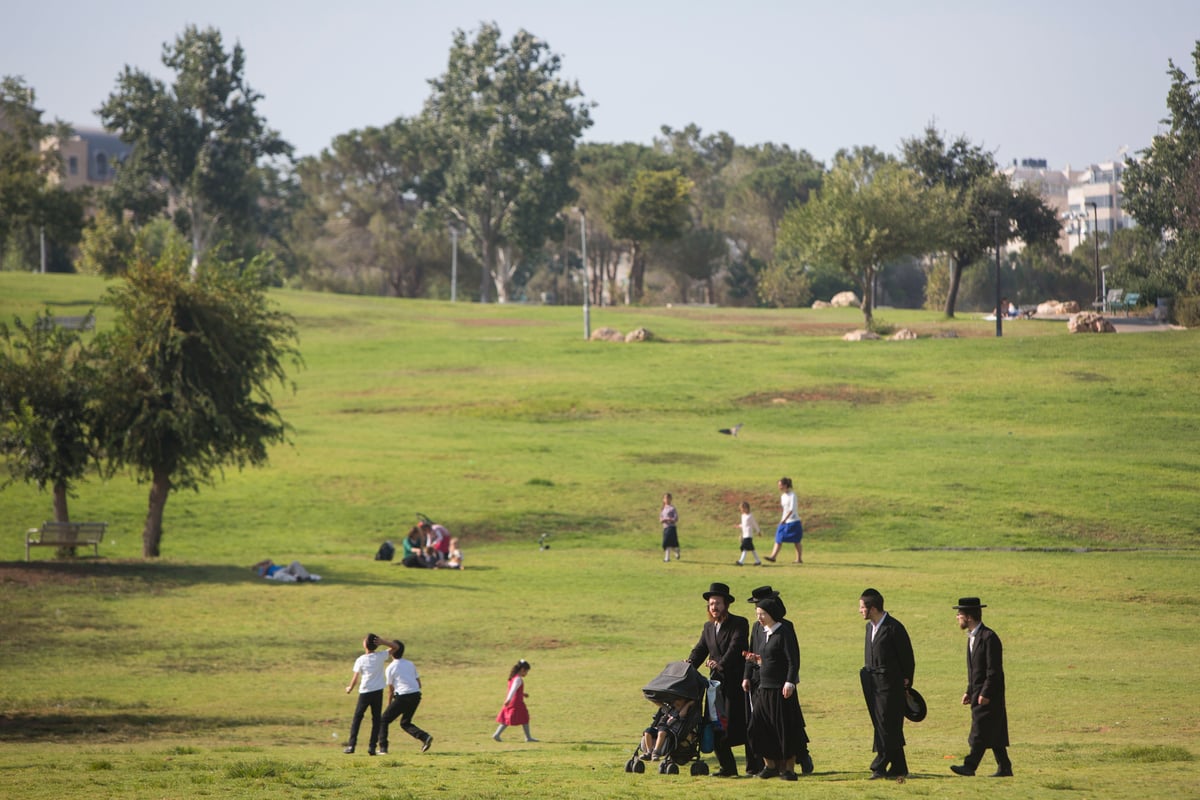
top-left (965, 624), bottom-right (1009, 747)
top-left (862, 613), bottom-right (915, 753)
top-left (687, 613), bottom-right (750, 746)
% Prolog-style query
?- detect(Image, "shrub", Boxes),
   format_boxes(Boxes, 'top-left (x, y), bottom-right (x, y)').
top-left (1172, 296), bottom-right (1200, 327)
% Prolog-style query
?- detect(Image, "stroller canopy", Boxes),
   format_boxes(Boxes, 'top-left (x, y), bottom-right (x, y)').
top-left (642, 661), bottom-right (709, 704)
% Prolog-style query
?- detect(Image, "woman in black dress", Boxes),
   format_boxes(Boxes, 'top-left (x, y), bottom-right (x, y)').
top-left (742, 594), bottom-right (812, 780)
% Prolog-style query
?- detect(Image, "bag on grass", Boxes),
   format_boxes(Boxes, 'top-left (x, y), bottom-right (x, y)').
top-left (374, 540), bottom-right (395, 561)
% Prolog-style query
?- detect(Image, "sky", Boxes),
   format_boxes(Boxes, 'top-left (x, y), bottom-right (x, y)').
top-left (4, 1), bottom-right (1198, 170)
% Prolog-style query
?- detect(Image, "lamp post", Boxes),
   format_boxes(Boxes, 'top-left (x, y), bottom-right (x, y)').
top-left (449, 224), bottom-right (459, 303)
top-left (1086, 201), bottom-right (1100, 310)
top-left (989, 210), bottom-right (1002, 338)
top-left (580, 207), bottom-right (590, 341)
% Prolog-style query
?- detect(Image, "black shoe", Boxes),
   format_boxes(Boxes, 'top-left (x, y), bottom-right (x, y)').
top-left (950, 765), bottom-right (976, 776)
top-left (989, 768), bottom-right (1014, 777)
top-left (342, 746), bottom-right (355, 754)
top-left (377, 748), bottom-right (388, 755)
top-left (421, 735), bottom-right (433, 753)
top-left (799, 753), bottom-right (814, 774)
top-left (367, 749), bottom-right (376, 756)
top-left (712, 769), bottom-right (737, 778)
top-left (780, 771), bottom-right (798, 781)
top-left (758, 767), bottom-right (780, 779)
top-left (869, 771), bottom-right (888, 780)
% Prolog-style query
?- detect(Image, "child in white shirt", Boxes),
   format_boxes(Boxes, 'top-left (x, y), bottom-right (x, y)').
top-left (735, 501), bottom-right (762, 566)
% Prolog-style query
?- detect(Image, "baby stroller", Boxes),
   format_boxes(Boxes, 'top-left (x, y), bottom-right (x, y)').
top-left (624, 661), bottom-right (712, 776)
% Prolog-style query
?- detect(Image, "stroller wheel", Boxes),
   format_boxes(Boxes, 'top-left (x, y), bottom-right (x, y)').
top-left (624, 758), bottom-right (634, 773)
top-left (690, 762), bottom-right (709, 776)
top-left (633, 760), bottom-right (645, 773)
top-left (666, 762), bottom-right (680, 775)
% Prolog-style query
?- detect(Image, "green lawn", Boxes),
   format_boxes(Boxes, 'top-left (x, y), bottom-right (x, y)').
top-left (1, 272), bottom-right (1197, 798)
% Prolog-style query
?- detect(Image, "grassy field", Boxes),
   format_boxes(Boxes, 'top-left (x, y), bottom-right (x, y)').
top-left (1, 272), bottom-right (1197, 799)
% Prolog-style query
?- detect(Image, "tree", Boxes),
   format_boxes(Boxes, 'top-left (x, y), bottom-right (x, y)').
top-left (0, 311), bottom-right (96, 534)
top-left (609, 169), bottom-right (693, 303)
top-left (1122, 41), bottom-right (1200, 296)
top-left (725, 142), bottom-right (824, 260)
top-left (0, 76), bottom-right (85, 271)
top-left (98, 26), bottom-right (292, 273)
top-left (92, 242), bottom-right (298, 557)
top-left (421, 23), bottom-right (592, 302)
top-left (776, 153), bottom-right (947, 328)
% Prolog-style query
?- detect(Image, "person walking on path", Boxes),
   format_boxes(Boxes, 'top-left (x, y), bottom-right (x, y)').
top-left (378, 641), bottom-right (433, 755)
top-left (734, 501), bottom-right (763, 566)
top-left (493, 659), bottom-right (538, 742)
top-left (660, 493), bottom-right (681, 562)
top-left (764, 478), bottom-right (803, 563)
top-left (858, 588), bottom-right (915, 780)
top-left (686, 582), bottom-right (757, 777)
top-left (950, 597), bottom-right (1013, 778)
top-left (344, 633), bottom-right (398, 755)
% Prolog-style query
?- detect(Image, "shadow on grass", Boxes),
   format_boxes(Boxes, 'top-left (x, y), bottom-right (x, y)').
top-left (0, 711), bottom-right (295, 743)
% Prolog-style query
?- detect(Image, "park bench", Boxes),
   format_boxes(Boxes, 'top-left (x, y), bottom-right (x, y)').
top-left (1115, 292), bottom-right (1141, 316)
top-left (25, 520), bottom-right (107, 560)
top-left (33, 315), bottom-right (94, 331)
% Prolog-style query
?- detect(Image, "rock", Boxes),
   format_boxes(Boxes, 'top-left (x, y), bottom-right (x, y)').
top-left (589, 327), bottom-right (624, 342)
top-left (624, 327), bottom-right (653, 342)
top-left (889, 328), bottom-right (918, 340)
top-left (1068, 312), bottom-right (1116, 333)
top-left (811, 300), bottom-right (832, 309)
top-left (843, 329), bottom-right (881, 341)
top-left (830, 291), bottom-right (861, 308)
top-left (1037, 300), bottom-right (1080, 315)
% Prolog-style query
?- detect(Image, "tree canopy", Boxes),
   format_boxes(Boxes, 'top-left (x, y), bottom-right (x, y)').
top-left (98, 26), bottom-right (292, 272)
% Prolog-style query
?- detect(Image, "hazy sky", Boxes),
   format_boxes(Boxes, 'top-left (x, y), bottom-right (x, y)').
top-left (5, 1), bottom-right (1197, 169)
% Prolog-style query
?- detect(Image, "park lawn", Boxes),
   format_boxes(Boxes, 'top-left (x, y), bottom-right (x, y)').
top-left (0, 272), bottom-right (1198, 798)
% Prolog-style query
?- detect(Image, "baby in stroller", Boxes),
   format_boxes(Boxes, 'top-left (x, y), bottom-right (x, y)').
top-left (626, 661), bottom-right (712, 776)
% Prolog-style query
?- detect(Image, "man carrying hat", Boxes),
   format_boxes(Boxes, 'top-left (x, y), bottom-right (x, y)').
top-left (686, 582), bottom-right (757, 777)
top-left (858, 588), bottom-right (915, 780)
top-left (950, 598), bottom-right (1012, 777)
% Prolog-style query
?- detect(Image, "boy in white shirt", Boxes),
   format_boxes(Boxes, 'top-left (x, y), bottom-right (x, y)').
top-left (344, 633), bottom-right (397, 755)
top-left (735, 501), bottom-right (763, 566)
top-left (379, 641), bottom-right (433, 755)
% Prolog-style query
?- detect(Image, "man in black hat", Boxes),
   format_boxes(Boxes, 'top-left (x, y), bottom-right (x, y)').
top-left (686, 582), bottom-right (756, 777)
top-left (950, 598), bottom-right (1012, 777)
top-left (858, 588), bottom-right (915, 779)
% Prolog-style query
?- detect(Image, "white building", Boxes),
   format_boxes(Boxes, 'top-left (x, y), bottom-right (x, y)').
top-left (1001, 155), bottom-right (1135, 254)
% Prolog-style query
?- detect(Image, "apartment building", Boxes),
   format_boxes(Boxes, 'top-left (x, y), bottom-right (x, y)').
top-left (44, 126), bottom-right (132, 191)
top-left (1000, 155), bottom-right (1135, 253)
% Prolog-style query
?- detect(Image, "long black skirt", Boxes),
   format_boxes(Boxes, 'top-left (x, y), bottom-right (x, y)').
top-left (747, 686), bottom-right (808, 761)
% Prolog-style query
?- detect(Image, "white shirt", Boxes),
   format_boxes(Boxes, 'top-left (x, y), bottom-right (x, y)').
top-left (739, 512), bottom-right (760, 540)
top-left (870, 611), bottom-right (888, 642)
top-left (780, 491), bottom-right (799, 523)
top-left (385, 658), bottom-right (421, 695)
top-left (353, 651), bottom-right (389, 693)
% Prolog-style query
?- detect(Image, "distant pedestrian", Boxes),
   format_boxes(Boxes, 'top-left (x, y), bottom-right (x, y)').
top-left (344, 633), bottom-right (398, 755)
top-left (764, 477), bottom-right (803, 564)
top-left (379, 641), bottom-right (433, 755)
top-left (660, 493), bottom-right (680, 562)
top-left (950, 597), bottom-right (1012, 778)
top-left (493, 659), bottom-right (538, 742)
top-left (734, 501), bottom-right (763, 566)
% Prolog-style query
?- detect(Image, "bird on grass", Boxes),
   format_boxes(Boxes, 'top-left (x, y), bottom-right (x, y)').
top-left (718, 423), bottom-right (743, 437)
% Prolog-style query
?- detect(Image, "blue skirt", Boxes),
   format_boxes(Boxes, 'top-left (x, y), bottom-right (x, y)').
top-left (775, 520), bottom-right (803, 544)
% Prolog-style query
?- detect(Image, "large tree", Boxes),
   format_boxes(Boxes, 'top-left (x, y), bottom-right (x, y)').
top-left (421, 23), bottom-right (592, 302)
top-left (98, 26), bottom-right (292, 273)
top-left (1122, 41), bottom-right (1200, 297)
top-left (0, 76), bottom-right (85, 271)
top-left (609, 168), bottom-right (693, 303)
top-left (0, 311), bottom-right (96, 532)
top-left (777, 153), bottom-right (948, 328)
top-left (92, 243), bottom-right (298, 557)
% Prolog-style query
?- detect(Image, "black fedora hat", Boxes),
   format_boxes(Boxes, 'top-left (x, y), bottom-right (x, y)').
top-left (952, 597), bottom-right (988, 610)
top-left (904, 687), bottom-right (927, 722)
top-left (746, 585), bottom-right (779, 603)
top-left (702, 582), bottom-right (735, 603)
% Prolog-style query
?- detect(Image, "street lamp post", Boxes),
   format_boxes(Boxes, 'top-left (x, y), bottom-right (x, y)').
top-left (989, 210), bottom-right (1003, 338)
top-left (580, 208), bottom-right (590, 341)
top-left (1086, 201), bottom-right (1101, 311)
top-left (449, 225), bottom-right (459, 303)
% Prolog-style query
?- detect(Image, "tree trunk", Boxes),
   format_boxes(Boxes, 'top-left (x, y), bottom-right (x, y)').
top-left (492, 245), bottom-right (512, 303)
top-left (142, 469), bottom-right (171, 558)
top-left (628, 242), bottom-right (644, 304)
top-left (53, 480), bottom-right (76, 559)
top-left (943, 256), bottom-right (963, 318)
top-left (860, 267), bottom-right (876, 329)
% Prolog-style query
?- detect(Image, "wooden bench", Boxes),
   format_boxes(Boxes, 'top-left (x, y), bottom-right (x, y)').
top-left (25, 521), bottom-right (107, 560)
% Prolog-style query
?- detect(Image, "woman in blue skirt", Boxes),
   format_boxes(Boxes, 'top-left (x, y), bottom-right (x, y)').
top-left (764, 477), bottom-right (803, 563)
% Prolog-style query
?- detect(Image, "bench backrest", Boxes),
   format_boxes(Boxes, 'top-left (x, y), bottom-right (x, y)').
top-left (1105, 288), bottom-right (1125, 304)
top-left (37, 521), bottom-right (106, 542)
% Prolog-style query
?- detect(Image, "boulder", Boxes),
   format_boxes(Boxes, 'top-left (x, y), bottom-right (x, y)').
top-left (589, 327), bottom-right (624, 342)
top-left (1037, 300), bottom-right (1080, 315)
top-left (830, 291), bottom-right (861, 308)
top-left (889, 328), bottom-right (919, 340)
top-left (1068, 312), bottom-right (1116, 334)
top-left (811, 300), bottom-right (832, 309)
top-left (624, 327), bottom-right (653, 342)
top-left (843, 329), bottom-right (881, 341)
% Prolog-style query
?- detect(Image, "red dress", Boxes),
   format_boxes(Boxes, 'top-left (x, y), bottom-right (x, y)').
top-left (496, 675), bottom-right (529, 724)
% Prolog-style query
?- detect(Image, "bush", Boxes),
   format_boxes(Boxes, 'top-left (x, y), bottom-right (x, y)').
top-left (1172, 296), bottom-right (1200, 327)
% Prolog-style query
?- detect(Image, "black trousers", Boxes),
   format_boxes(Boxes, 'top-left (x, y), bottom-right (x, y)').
top-left (965, 743), bottom-right (1011, 772)
top-left (348, 688), bottom-right (384, 750)
top-left (381, 691), bottom-right (428, 749)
